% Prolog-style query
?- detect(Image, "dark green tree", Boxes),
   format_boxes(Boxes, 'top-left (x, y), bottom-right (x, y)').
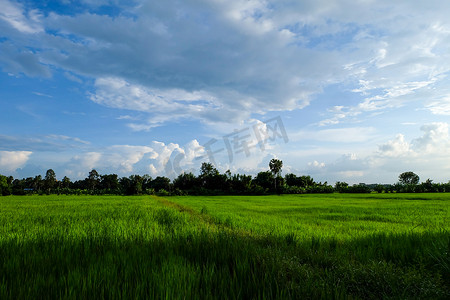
top-left (398, 171), bottom-right (420, 185)
top-left (269, 159), bottom-right (283, 177)
top-left (285, 173), bottom-right (298, 187)
top-left (420, 178), bottom-right (433, 192)
top-left (44, 169), bottom-right (57, 193)
top-left (374, 184), bottom-right (384, 193)
top-left (173, 172), bottom-right (198, 191)
top-left (199, 162), bottom-right (226, 190)
top-left (87, 169), bottom-right (100, 191)
top-left (200, 162), bottom-right (219, 177)
top-left (254, 171), bottom-right (274, 191)
top-left (151, 176), bottom-right (171, 192)
top-left (334, 181), bottom-right (349, 193)
top-left (285, 174), bottom-right (315, 188)
top-left (100, 174), bottom-right (119, 192)
top-left (269, 158), bottom-right (283, 192)
top-left (61, 176), bottom-right (71, 189)
top-left (229, 174), bottom-right (252, 194)
top-left (0, 174), bottom-right (12, 196)
top-left (32, 175), bottom-right (43, 193)
top-left (129, 175), bottom-right (143, 195)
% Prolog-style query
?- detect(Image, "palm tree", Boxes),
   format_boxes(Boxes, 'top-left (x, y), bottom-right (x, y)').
top-left (269, 159), bottom-right (283, 192)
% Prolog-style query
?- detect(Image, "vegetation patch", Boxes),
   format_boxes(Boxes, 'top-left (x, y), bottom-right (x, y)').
top-left (0, 194), bottom-right (449, 299)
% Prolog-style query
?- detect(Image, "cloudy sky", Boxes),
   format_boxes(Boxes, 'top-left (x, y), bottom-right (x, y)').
top-left (1, 0), bottom-right (450, 184)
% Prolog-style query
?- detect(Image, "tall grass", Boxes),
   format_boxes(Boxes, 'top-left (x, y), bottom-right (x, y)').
top-left (0, 194), bottom-right (449, 299)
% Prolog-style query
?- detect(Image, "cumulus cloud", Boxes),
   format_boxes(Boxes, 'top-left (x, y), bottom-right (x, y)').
top-left (59, 140), bottom-right (204, 179)
top-left (378, 134), bottom-right (411, 157)
top-left (411, 123), bottom-right (449, 153)
top-left (52, 132), bottom-right (283, 179)
top-left (306, 122), bottom-right (450, 184)
top-left (377, 123), bottom-right (450, 157)
top-left (308, 160), bottom-right (325, 169)
top-left (65, 152), bottom-right (102, 178)
top-left (0, 151), bottom-right (32, 172)
top-left (106, 145), bottom-right (156, 173)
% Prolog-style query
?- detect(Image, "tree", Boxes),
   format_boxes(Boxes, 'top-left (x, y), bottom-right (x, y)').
top-left (151, 176), bottom-right (171, 192)
top-left (173, 172), bottom-right (197, 191)
top-left (285, 173), bottom-right (299, 187)
top-left (44, 169), bottom-right (57, 193)
top-left (87, 169), bottom-right (100, 191)
top-left (229, 174), bottom-right (252, 194)
top-left (269, 159), bottom-right (283, 177)
top-left (0, 174), bottom-right (12, 196)
top-left (398, 171), bottom-right (420, 185)
top-left (199, 162), bottom-right (225, 190)
top-left (374, 184), bottom-right (384, 193)
top-left (99, 174), bottom-right (119, 191)
top-left (254, 171), bottom-right (274, 191)
top-left (129, 175), bottom-right (143, 195)
top-left (32, 175), bottom-right (42, 193)
top-left (61, 176), bottom-right (72, 189)
top-left (421, 178), bottom-right (435, 193)
top-left (334, 181), bottom-right (349, 193)
top-left (200, 162), bottom-right (219, 177)
top-left (269, 158), bottom-right (283, 192)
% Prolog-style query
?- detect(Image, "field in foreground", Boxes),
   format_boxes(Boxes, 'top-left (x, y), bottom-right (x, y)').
top-left (1, 194), bottom-right (449, 299)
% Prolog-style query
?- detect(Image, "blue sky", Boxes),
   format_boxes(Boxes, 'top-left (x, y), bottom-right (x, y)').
top-left (1, 0), bottom-right (450, 184)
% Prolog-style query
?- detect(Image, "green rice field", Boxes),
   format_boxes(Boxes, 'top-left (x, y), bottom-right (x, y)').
top-left (1, 194), bottom-right (449, 299)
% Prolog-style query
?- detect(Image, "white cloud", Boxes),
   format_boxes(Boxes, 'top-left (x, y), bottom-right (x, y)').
top-left (3, 0), bottom-right (450, 127)
top-left (65, 152), bottom-right (102, 178)
top-left (378, 134), bottom-right (411, 157)
top-left (306, 122), bottom-right (450, 184)
top-left (411, 122), bottom-right (449, 153)
top-left (106, 145), bottom-right (156, 173)
top-left (308, 160), bottom-right (325, 168)
top-left (3, 1), bottom-right (450, 185)
top-left (59, 140), bottom-right (205, 179)
top-left (376, 123), bottom-right (450, 158)
top-left (339, 171), bottom-right (364, 179)
top-left (51, 133), bottom-right (285, 179)
top-left (90, 77), bottom-right (226, 128)
top-left (426, 96), bottom-right (450, 115)
top-left (14, 1), bottom-right (343, 125)
top-left (46, 134), bottom-right (90, 145)
top-left (0, 0), bottom-right (43, 34)
top-left (0, 151), bottom-right (32, 172)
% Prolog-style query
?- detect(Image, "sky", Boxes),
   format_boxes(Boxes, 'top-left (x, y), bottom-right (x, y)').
top-left (1, 0), bottom-right (450, 184)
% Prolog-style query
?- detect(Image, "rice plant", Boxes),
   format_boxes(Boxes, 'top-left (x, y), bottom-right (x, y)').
top-left (0, 194), bottom-right (449, 299)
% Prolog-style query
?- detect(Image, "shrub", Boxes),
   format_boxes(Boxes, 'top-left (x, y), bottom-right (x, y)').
top-left (156, 189), bottom-right (170, 196)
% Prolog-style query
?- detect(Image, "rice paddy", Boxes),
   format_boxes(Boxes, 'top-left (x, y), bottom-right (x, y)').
top-left (1, 194), bottom-right (449, 299)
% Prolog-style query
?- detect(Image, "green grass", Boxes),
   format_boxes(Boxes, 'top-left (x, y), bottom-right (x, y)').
top-left (1, 194), bottom-right (449, 299)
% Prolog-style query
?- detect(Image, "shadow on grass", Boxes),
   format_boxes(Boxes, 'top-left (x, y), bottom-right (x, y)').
top-left (0, 230), bottom-right (449, 299)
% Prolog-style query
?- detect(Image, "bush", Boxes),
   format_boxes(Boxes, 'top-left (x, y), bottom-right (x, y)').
top-left (145, 188), bottom-right (155, 195)
top-left (283, 186), bottom-right (306, 194)
top-left (156, 189), bottom-right (170, 196)
top-left (171, 188), bottom-right (187, 196)
top-left (348, 184), bottom-right (371, 193)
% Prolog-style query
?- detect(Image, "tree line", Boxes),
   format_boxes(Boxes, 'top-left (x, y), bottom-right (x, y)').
top-left (1, 159), bottom-right (449, 196)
